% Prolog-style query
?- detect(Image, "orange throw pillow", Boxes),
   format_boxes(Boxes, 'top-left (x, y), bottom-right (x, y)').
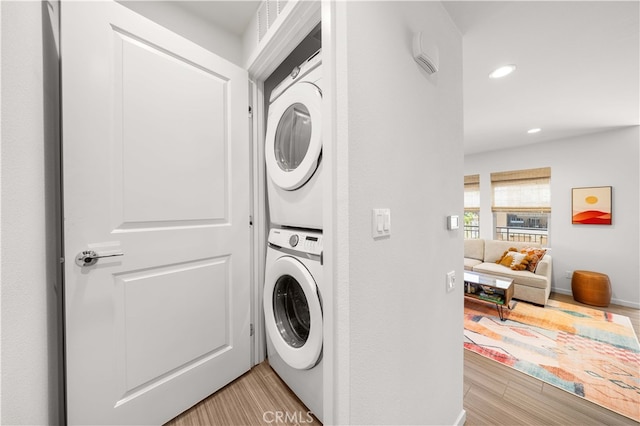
top-left (509, 252), bottom-right (531, 271)
top-left (496, 248), bottom-right (531, 270)
top-left (499, 253), bottom-right (515, 267)
top-left (496, 248), bottom-right (519, 266)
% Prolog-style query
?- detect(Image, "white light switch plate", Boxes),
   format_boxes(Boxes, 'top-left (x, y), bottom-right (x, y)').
top-left (372, 208), bottom-right (391, 239)
top-left (446, 271), bottom-right (456, 292)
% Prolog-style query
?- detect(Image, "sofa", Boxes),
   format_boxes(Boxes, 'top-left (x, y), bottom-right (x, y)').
top-left (464, 239), bottom-right (552, 306)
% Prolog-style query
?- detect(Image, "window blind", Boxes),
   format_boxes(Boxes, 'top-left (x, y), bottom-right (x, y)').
top-left (464, 174), bottom-right (480, 212)
top-left (491, 167), bottom-right (551, 213)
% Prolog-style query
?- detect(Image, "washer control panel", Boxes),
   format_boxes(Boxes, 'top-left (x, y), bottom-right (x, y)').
top-left (269, 228), bottom-right (322, 256)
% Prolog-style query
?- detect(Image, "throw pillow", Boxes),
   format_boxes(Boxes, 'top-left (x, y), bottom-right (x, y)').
top-left (519, 247), bottom-right (547, 272)
top-left (496, 249), bottom-right (531, 270)
top-left (508, 251), bottom-right (531, 271)
top-left (498, 252), bottom-right (515, 268)
top-left (496, 248), bottom-right (519, 266)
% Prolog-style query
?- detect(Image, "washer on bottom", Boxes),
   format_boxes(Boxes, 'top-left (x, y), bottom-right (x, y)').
top-left (264, 228), bottom-right (323, 422)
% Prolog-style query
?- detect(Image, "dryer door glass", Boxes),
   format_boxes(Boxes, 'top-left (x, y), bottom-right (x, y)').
top-left (273, 274), bottom-right (310, 348)
top-left (274, 103), bottom-right (312, 172)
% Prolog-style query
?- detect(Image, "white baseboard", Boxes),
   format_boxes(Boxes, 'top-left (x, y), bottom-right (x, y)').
top-left (551, 287), bottom-right (640, 310)
top-left (454, 409), bottom-right (467, 426)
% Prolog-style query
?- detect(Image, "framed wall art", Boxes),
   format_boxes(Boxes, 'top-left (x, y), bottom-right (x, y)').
top-left (572, 186), bottom-right (612, 225)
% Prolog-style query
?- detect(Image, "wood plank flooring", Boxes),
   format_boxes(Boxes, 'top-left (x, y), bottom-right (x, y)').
top-left (165, 361), bottom-right (321, 426)
top-left (166, 293), bottom-right (639, 425)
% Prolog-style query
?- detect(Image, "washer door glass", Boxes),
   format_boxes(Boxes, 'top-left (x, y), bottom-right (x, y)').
top-left (273, 274), bottom-right (310, 348)
top-left (265, 82), bottom-right (322, 191)
top-left (275, 104), bottom-right (312, 172)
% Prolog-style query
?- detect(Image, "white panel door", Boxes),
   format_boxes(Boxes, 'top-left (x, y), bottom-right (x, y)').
top-left (61, 2), bottom-right (251, 424)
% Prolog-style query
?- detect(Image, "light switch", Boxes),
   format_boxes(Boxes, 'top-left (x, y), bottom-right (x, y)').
top-left (372, 208), bottom-right (391, 239)
top-left (446, 271), bottom-right (456, 292)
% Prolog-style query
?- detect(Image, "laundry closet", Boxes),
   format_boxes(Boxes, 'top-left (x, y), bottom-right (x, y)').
top-left (261, 24), bottom-right (324, 421)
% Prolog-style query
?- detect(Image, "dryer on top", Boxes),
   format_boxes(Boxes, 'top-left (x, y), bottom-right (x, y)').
top-left (265, 50), bottom-right (323, 231)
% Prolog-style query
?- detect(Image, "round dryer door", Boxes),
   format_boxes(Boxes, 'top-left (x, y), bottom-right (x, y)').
top-left (265, 82), bottom-right (322, 191)
top-left (264, 256), bottom-right (322, 370)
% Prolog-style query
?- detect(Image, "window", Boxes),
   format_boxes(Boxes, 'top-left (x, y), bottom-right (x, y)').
top-left (491, 167), bottom-right (550, 245)
top-left (464, 174), bottom-right (480, 239)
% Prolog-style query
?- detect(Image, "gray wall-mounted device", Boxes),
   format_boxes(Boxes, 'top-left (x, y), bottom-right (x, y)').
top-left (447, 215), bottom-right (459, 230)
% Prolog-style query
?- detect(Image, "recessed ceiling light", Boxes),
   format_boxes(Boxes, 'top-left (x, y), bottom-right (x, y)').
top-left (489, 64), bottom-right (516, 79)
top-left (527, 128), bottom-right (542, 134)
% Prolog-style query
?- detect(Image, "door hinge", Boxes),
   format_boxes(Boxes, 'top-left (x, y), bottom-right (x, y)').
top-left (248, 106), bottom-right (253, 118)
top-left (249, 215), bottom-right (253, 226)
top-left (250, 323), bottom-right (254, 336)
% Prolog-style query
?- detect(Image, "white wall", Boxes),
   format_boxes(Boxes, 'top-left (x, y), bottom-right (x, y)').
top-left (332, 2), bottom-right (465, 424)
top-left (119, 1), bottom-right (244, 66)
top-left (465, 126), bottom-right (640, 308)
top-left (1, 1), bottom-right (63, 424)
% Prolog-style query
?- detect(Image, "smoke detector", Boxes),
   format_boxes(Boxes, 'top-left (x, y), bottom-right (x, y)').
top-left (413, 32), bottom-right (439, 75)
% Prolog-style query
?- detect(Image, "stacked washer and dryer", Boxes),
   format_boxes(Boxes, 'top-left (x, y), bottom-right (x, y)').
top-left (263, 49), bottom-right (324, 421)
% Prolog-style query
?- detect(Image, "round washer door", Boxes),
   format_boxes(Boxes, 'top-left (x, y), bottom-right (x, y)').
top-left (264, 255), bottom-right (322, 370)
top-left (265, 82), bottom-right (322, 191)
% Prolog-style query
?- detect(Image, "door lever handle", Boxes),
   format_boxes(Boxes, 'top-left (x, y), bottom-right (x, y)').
top-left (75, 250), bottom-right (124, 267)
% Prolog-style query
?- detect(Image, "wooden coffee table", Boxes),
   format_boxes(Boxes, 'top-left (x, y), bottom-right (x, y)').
top-left (464, 271), bottom-right (514, 321)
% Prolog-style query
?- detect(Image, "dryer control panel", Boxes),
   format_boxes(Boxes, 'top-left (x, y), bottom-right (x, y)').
top-left (268, 228), bottom-right (322, 256)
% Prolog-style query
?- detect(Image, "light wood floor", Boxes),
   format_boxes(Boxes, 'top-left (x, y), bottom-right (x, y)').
top-left (166, 293), bottom-right (639, 425)
top-left (165, 360), bottom-right (321, 426)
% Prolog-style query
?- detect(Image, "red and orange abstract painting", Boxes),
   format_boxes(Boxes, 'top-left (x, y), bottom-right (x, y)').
top-left (572, 186), bottom-right (612, 225)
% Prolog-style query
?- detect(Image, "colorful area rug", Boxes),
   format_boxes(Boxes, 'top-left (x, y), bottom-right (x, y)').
top-left (464, 298), bottom-right (640, 421)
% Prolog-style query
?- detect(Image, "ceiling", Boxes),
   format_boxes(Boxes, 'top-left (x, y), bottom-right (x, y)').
top-left (177, 1), bottom-right (639, 155)
top-left (442, 1), bottom-right (639, 155)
